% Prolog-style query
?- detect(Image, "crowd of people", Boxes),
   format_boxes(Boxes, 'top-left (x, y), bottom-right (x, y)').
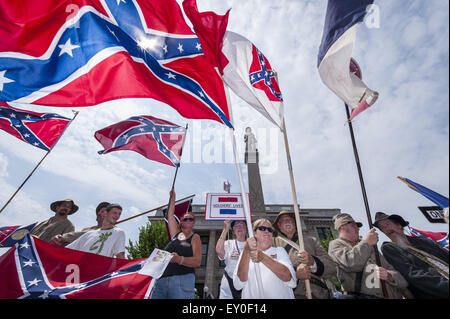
top-left (28, 192), bottom-right (449, 299)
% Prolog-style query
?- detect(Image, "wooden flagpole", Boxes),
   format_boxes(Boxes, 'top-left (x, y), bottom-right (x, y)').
top-left (344, 103), bottom-right (388, 298)
top-left (226, 88), bottom-right (265, 299)
top-left (0, 111), bottom-right (79, 215)
top-left (281, 118), bottom-right (313, 299)
top-left (115, 194), bottom-right (195, 225)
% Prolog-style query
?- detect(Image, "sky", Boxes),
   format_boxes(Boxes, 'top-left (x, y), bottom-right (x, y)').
top-left (0, 0), bottom-right (449, 257)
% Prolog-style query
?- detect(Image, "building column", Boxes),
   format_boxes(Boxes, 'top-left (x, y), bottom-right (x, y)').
top-left (204, 230), bottom-right (217, 297)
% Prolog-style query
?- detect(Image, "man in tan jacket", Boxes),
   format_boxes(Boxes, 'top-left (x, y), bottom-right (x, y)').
top-left (273, 211), bottom-right (337, 299)
top-left (328, 213), bottom-right (408, 299)
top-left (31, 199), bottom-right (78, 243)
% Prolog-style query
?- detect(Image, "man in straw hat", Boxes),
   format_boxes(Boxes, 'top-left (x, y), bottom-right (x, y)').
top-left (273, 210), bottom-right (336, 299)
top-left (328, 213), bottom-right (408, 299)
top-left (374, 211), bottom-right (449, 299)
top-left (31, 199), bottom-right (78, 243)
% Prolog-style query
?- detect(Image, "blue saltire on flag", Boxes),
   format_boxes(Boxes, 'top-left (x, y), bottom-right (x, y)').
top-left (398, 176), bottom-right (449, 209)
top-left (408, 226), bottom-right (449, 250)
top-left (0, 102), bottom-right (71, 151)
top-left (0, 0), bottom-right (232, 128)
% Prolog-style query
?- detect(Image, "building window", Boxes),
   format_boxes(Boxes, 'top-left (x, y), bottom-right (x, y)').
top-left (316, 227), bottom-right (333, 240)
top-left (201, 237), bottom-right (209, 267)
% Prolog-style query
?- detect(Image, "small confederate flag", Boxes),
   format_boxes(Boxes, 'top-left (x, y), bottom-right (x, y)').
top-left (0, 234), bottom-right (172, 299)
top-left (0, 102), bottom-right (71, 151)
top-left (162, 196), bottom-right (194, 240)
top-left (95, 115), bottom-right (186, 167)
top-left (408, 226), bottom-right (449, 250)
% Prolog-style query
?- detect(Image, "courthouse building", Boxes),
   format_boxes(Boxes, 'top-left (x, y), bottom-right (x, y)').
top-left (148, 128), bottom-right (339, 297)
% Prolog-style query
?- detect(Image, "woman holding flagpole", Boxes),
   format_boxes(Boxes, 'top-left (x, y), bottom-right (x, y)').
top-left (151, 189), bottom-right (202, 299)
top-left (233, 219), bottom-right (297, 299)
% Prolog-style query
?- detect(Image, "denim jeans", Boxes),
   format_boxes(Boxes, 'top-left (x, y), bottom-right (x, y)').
top-left (151, 273), bottom-right (195, 299)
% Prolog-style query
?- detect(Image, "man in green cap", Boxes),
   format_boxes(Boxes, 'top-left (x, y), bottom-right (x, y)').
top-left (31, 199), bottom-right (78, 243)
top-left (328, 213), bottom-right (408, 299)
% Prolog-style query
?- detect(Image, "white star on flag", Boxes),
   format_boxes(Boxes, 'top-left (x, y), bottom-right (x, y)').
top-left (20, 242), bottom-right (30, 249)
top-left (23, 259), bottom-right (36, 267)
top-left (58, 38), bottom-right (80, 57)
top-left (0, 70), bottom-right (14, 91)
top-left (177, 43), bottom-right (184, 53)
top-left (27, 278), bottom-right (41, 287)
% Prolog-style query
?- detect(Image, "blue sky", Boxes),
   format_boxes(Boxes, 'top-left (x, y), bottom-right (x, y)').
top-left (1, 0), bottom-right (449, 256)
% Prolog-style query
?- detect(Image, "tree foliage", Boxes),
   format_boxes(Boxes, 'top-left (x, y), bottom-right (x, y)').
top-left (126, 221), bottom-right (170, 260)
top-left (318, 229), bottom-right (342, 291)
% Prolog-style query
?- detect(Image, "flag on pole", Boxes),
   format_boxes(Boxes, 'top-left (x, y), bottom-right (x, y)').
top-left (183, 0), bottom-right (284, 129)
top-left (95, 115), bottom-right (186, 167)
top-left (0, 234), bottom-right (173, 299)
top-left (223, 180), bottom-right (231, 193)
top-left (162, 196), bottom-right (194, 240)
top-left (408, 226), bottom-right (449, 250)
top-left (398, 176), bottom-right (449, 209)
top-left (0, 223), bottom-right (36, 247)
top-left (0, 102), bottom-right (71, 151)
top-left (318, 0), bottom-right (379, 121)
top-left (0, 0), bottom-right (232, 127)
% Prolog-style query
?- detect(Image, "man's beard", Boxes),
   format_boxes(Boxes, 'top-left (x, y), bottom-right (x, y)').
top-left (391, 232), bottom-right (409, 249)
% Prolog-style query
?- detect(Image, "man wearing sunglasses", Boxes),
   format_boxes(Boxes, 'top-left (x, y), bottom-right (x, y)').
top-left (273, 211), bottom-right (336, 299)
top-left (233, 218), bottom-right (297, 298)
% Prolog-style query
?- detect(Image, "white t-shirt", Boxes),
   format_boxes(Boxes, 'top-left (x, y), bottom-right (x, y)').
top-left (219, 239), bottom-right (246, 299)
top-left (66, 227), bottom-right (126, 258)
top-left (233, 246), bottom-right (297, 299)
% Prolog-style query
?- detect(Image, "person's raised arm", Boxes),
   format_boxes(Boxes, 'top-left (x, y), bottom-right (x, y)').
top-left (167, 189), bottom-right (179, 239)
top-left (216, 220), bottom-right (230, 259)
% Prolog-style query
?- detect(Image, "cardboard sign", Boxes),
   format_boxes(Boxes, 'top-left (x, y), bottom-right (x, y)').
top-left (205, 193), bottom-right (251, 220)
top-left (418, 206), bottom-right (446, 224)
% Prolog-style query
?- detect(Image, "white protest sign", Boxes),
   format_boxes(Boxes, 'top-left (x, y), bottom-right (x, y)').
top-left (205, 193), bottom-right (251, 220)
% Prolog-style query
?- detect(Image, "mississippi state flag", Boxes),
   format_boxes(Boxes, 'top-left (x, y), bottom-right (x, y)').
top-left (183, 0), bottom-right (284, 129)
top-left (0, 102), bottom-right (71, 151)
top-left (408, 226), bottom-right (449, 250)
top-left (95, 115), bottom-right (186, 167)
top-left (0, 234), bottom-right (172, 299)
top-left (0, 0), bottom-right (232, 127)
top-left (0, 223), bottom-right (36, 247)
top-left (318, 0), bottom-right (379, 121)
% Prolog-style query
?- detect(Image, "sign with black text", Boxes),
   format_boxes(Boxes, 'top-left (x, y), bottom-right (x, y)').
top-left (205, 193), bottom-right (251, 221)
top-left (418, 206), bottom-right (446, 223)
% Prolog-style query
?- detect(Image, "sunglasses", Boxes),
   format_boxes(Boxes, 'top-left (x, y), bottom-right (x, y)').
top-left (255, 226), bottom-right (274, 233)
top-left (182, 217), bottom-right (194, 222)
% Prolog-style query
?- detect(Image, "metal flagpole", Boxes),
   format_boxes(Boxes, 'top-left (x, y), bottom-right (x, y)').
top-left (281, 118), bottom-right (313, 299)
top-left (226, 90), bottom-right (265, 299)
top-left (0, 111), bottom-right (79, 215)
top-left (344, 103), bottom-right (388, 298)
